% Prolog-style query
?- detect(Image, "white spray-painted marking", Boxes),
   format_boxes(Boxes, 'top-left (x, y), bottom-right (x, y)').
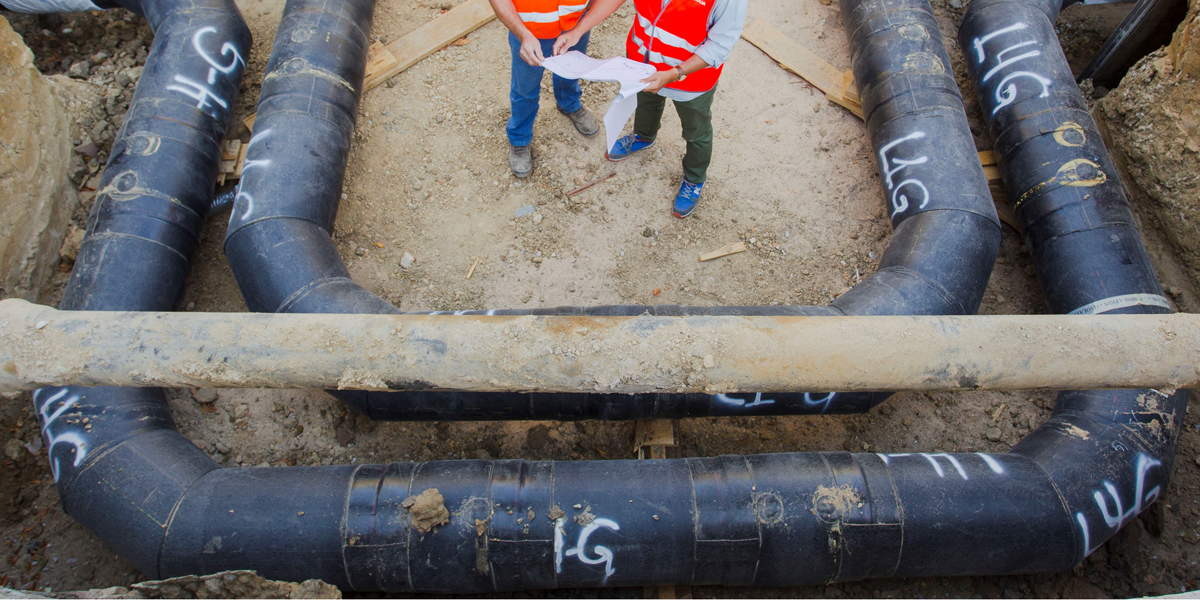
top-left (192, 26), bottom-right (246, 84)
top-left (167, 75), bottom-right (230, 113)
top-left (877, 452), bottom-right (1003, 480)
top-left (714, 393), bottom-right (775, 408)
top-left (976, 453), bottom-right (1006, 474)
top-left (1076, 452), bottom-right (1161, 556)
top-left (167, 27), bottom-right (244, 119)
top-left (972, 22), bottom-right (1028, 63)
top-left (230, 129), bottom-right (274, 225)
top-left (554, 516), bottom-right (620, 579)
top-left (33, 387), bottom-right (88, 482)
top-left (802, 392), bottom-right (836, 413)
top-left (972, 22), bottom-right (1052, 114)
top-left (877, 132), bottom-right (930, 218)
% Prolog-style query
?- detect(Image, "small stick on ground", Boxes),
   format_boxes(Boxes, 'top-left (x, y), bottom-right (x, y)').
top-left (567, 172), bottom-right (617, 197)
top-left (699, 242), bottom-right (747, 262)
top-left (465, 257), bottom-right (481, 280)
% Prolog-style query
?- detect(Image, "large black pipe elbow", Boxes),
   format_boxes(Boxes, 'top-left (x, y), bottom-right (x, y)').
top-left (959, 0), bottom-right (1187, 560)
top-left (29, 0), bottom-right (250, 576)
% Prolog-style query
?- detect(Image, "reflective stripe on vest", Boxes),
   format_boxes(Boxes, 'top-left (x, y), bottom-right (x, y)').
top-left (514, 0), bottom-right (588, 38)
top-left (625, 0), bottom-right (722, 92)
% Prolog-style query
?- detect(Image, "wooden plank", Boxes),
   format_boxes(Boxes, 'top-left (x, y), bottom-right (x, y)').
top-left (740, 20), bottom-right (1014, 185)
top-left (993, 193), bottom-right (1019, 231)
top-left (366, 0), bottom-right (496, 92)
top-left (742, 19), bottom-right (846, 95)
top-left (233, 142), bottom-right (249, 179)
top-left (243, 0), bottom-right (496, 131)
top-left (698, 241), bottom-right (747, 262)
top-left (362, 41), bottom-right (401, 92)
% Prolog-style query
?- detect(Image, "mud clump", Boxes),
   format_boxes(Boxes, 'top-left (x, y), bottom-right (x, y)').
top-left (402, 488), bottom-right (450, 533)
top-left (27, 570), bottom-right (341, 598)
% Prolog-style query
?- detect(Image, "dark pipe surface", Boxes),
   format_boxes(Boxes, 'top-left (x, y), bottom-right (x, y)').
top-left (223, 0), bottom-right (999, 420)
top-left (28, 0), bottom-right (251, 576)
top-left (26, 0), bottom-right (1187, 589)
top-left (959, 0), bottom-right (1186, 559)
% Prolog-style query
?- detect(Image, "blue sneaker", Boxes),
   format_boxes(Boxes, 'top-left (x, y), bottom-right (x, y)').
top-left (606, 134), bottom-right (656, 162)
top-left (672, 179), bottom-right (704, 218)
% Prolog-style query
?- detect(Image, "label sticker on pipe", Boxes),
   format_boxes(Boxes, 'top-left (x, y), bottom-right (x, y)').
top-left (1068, 294), bottom-right (1171, 315)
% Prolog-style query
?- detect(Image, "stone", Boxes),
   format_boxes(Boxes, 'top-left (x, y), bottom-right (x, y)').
top-left (66, 60), bottom-right (90, 79)
top-left (191, 389), bottom-right (219, 404)
top-left (59, 224), bottom-right (85, 262)
top-left (400, 252), bottom-right (415, 269)
top-left (703, 354), bottom-right (714, 369)
top-left (3, 438), bottom-right (21, 461)
top-left (721, 129), bottom-right (731, 138)
top-left (335, 426), bottom-right (355, 446)
top-left (0, 18), bottom-right (76, 301)
top-left (514, 204), bottom-right (536, 218)
top-left (526, 424), bottom-right (549, 450)
top-left (986, 427), bottom-right (1002, 442)
top-left (532, 213), bottom-right (543, 225)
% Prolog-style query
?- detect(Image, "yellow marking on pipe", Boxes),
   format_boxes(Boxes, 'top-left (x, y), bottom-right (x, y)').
top-left (1014, 159), bottom-right (1107, 210)
top-left (1053, 122), bottom-right (1087, 147)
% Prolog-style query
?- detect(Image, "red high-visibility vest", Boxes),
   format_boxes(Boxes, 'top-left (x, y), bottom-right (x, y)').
top-left (514, 0), bottom-right (589, 39)
top-left (625, 0), bottom-right (722, 93)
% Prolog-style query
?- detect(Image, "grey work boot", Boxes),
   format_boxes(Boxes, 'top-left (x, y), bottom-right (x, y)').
top-left (561, 105), bottom-right (600, 137)
top-left (509, 144), bottom-right (532, 178)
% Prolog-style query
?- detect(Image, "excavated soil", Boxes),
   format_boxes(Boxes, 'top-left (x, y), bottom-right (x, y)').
top-left (6, 0), bottom-right (1200, 598)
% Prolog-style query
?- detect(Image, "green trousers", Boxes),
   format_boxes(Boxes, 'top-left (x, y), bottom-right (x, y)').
top-left (633, 86), bottom-right (717, 184)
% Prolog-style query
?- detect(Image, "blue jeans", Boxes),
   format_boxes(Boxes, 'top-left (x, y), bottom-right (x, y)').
top-left (506, 30), bottom-right (590, 147)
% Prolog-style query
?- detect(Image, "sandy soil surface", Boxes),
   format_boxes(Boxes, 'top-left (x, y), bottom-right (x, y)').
top-left (6, 0), bottom-right (1200, 598)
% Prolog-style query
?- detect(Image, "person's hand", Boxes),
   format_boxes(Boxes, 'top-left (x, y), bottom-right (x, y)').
top-left (518, 34), bottom-right (545, 66)
top-left (640, 69), bottom-right (679, 93)
top-left (553, 30), bottom-right (582, 56)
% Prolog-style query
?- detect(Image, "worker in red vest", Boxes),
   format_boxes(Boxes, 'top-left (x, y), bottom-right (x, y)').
top-left (553, 0), bottom-right (746, 217)
top-left (490, 0), bottom-right (601, 178)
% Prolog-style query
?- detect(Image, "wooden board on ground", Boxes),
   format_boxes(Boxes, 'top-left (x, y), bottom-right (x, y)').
top-left (243, 0), bottom-right (495, 132)
top-left (364, 0), bottom-right (495, 93)
top-left (362, 41), bottom-right (401, 91)
top-left (216, 139), bottom-right (247, 186)
top-left (741, 19), bottom-right (863, 118)
top-left (698, 241), bottom-right (747, 262)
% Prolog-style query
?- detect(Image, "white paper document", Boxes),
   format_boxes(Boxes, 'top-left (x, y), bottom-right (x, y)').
top-left (542, 51), bottom-right (658, 153)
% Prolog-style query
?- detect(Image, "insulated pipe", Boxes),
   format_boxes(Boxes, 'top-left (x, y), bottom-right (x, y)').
top-left (25, 0), bottom-right (1187, 589)
top-left (958, 0), bottom-right (1188, 563)
top-left (222, 0), bottom-right (1000, 420)
top-left (8, 0), bottom-right (252, 576)
top-left (5, 300), bottom-right (1200, 394)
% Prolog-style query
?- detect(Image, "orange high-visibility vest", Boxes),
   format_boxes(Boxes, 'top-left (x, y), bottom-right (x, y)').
top-left (625, 0), bottom-right (722, 93)
top-left (514, 0), bottom-right (589, 39)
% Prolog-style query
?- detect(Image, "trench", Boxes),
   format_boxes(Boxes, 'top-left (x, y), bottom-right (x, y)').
top-left (4, 0), bottom-right (1187, 591)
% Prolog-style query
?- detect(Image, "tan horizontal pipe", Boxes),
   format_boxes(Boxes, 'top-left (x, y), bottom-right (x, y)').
top-left (0, 298), bottom-right (1198, 394)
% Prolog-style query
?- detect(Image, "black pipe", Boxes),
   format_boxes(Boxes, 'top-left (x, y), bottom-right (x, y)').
top-left (223, 0), bottom-right (999, 420)
top-left (26, 0), bottom-right (1185, 590)
top-left (958, 0), bottom-right (1187, 561)
top-left (15, 0), bottom-right (251, 576)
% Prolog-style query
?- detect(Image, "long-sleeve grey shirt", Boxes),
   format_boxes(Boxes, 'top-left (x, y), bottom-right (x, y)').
top-left (643, 0), bottom-right (747, 101)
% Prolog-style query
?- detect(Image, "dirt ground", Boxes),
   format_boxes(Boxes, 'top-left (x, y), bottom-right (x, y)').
top-left (5, 0), bottom-right (1200, 597)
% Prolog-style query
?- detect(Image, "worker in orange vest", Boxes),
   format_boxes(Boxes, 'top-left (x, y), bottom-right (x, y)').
top-left (553, 0), bottom-right (745, 217)
top-left (490, 0), bottom-right (601, 178)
